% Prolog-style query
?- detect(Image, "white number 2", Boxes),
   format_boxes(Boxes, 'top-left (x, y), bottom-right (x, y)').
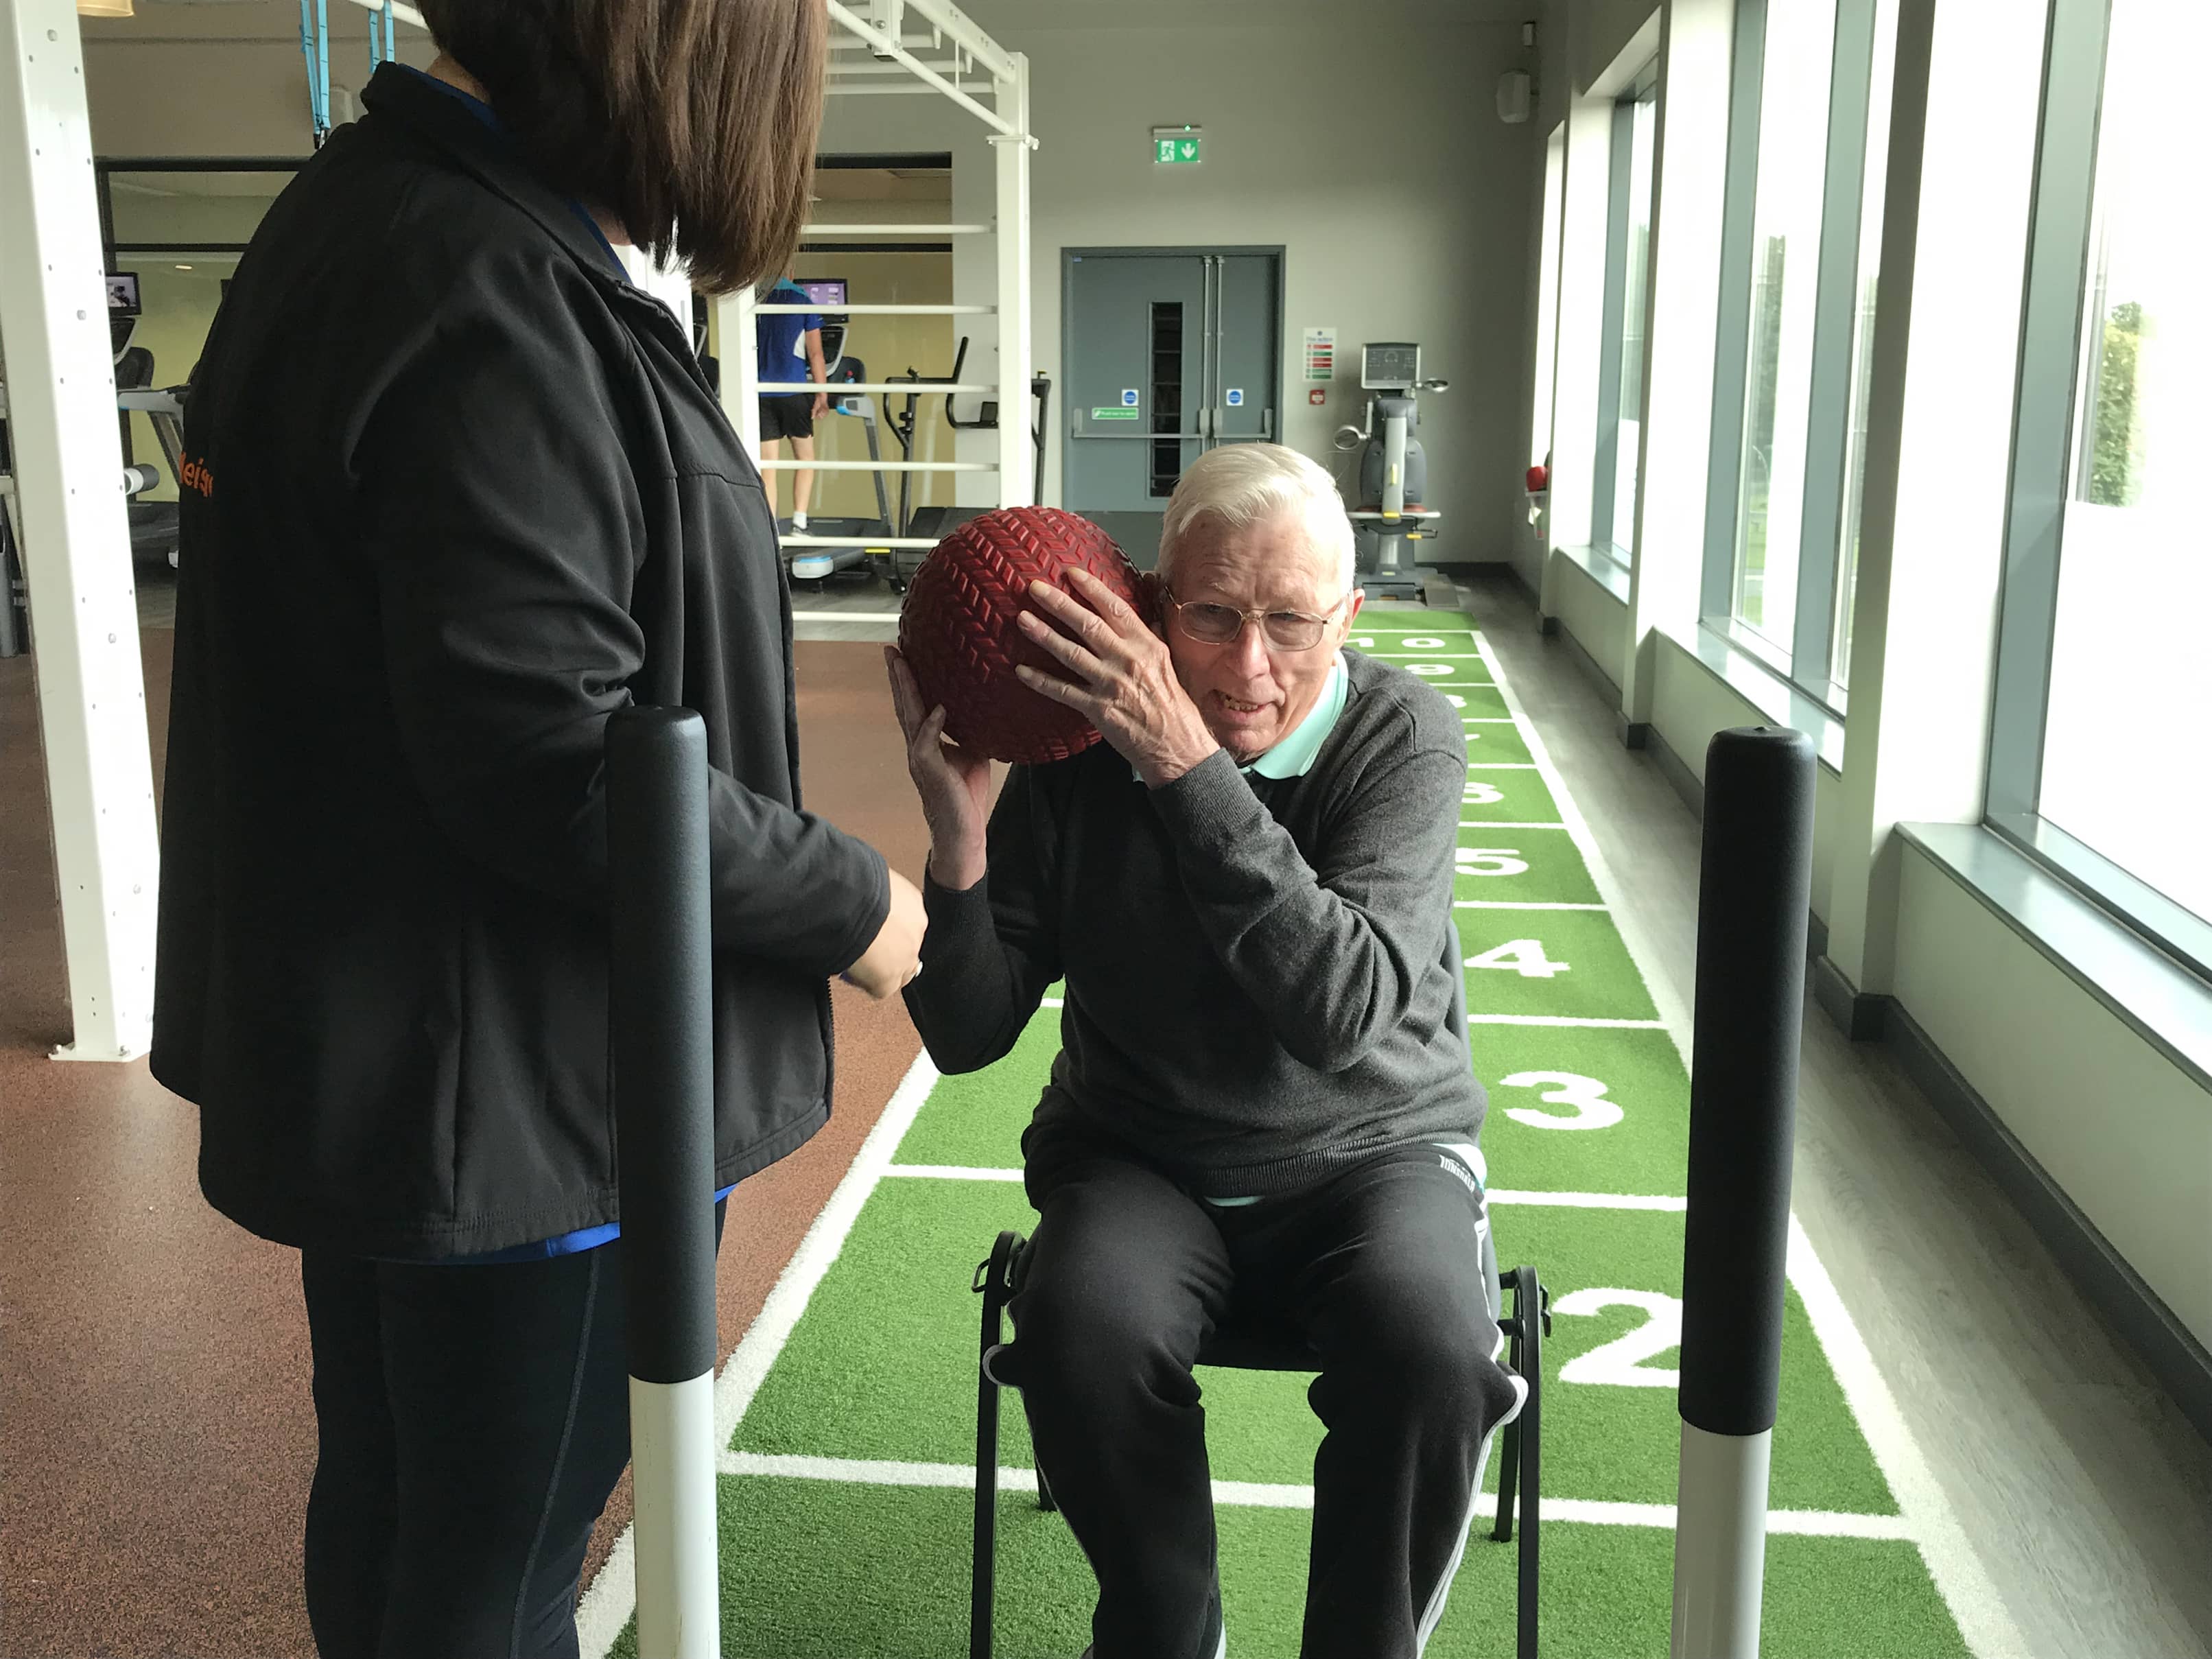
top-left (1403, 636), bottom-right (1448, 650)
top-left (1446, 693), bottom-right (1467, 709)
top-left (1465, 940), bottom-right (1570, 979)
top-left (1455, 847), bottom-right (1528, 878)
top-left (1498, 1070), bottom-right (1621, 1129)
top-left (1463, 781), bottom-right (1504, 805)
top-left (1554, 1289), bottom-right (1682, 1388)
top-left (1408, 663), bottom-right (1453, 676)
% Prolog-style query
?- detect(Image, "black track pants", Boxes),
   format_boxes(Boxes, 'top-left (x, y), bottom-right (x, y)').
top-left (1011, 1126), bottom-right (1521, 1659)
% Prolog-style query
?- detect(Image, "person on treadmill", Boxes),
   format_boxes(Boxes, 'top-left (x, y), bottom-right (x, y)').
top-left (757, 272), bottom-right (830, 530)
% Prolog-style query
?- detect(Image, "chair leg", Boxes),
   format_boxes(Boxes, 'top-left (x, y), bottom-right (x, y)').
top-left (1513, 1264), bottom-right (1544, 1659)
top-left (972, 1231), bottom-right (1024, 1659)
top-left (1036, 1459), bottom-right (1058, 1514)
top-left (1493, 1308), bottom-right (1523, 1544)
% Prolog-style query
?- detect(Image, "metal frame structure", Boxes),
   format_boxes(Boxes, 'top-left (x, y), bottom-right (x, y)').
top-left (720, 0), bottom-right (1035, 554)
top-left (0, 0), bottom-right (168, 1058)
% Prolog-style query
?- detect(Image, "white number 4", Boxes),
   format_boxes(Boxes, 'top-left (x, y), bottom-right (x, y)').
top-left (1455, 847), bottom-right (1528, 878)
top-left (1464, 939), bottom-right (1568, 979)
top-left (1554, 1289), bottom-right (1682, 1389)
top-left (1498, 1070), bottom-right (1619, 1129)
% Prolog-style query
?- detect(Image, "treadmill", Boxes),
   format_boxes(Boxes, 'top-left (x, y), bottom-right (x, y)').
top-left (783, 304), bottom-right (896, 588)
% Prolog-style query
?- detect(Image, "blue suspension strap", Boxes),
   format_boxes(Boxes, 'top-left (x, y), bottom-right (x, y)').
top-left (367, 0), bottom-right (396, 75)
top-left (296, 0), bottom-right (331, 145)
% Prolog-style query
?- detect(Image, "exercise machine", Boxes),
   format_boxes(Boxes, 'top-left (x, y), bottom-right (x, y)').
top-left (781, 303), bottom-right (895, 588)
top-left (875, 336), bottom-right (1051, 591)
top-left (1332, 342), bottom-right (1448, 602)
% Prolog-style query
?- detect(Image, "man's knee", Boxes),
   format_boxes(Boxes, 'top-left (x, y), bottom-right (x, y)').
top-left (1324, 1301), bottom-right (1517, 1435)
top-left (1013, 1262), bottom-right (1198, 1406)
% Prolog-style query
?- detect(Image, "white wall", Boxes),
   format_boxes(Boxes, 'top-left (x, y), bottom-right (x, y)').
top-left (823, 10), bottom-right (1541, 561)
top-left (1894, 849), bottom-right (2212, 1350)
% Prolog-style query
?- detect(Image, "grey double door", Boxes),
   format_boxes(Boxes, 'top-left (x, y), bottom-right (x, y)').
top-left (1063, 250), bottom-right (1280, 563)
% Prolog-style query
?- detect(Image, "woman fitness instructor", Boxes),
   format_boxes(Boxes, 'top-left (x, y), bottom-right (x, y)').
top-left (151, 3), bottom-right (923, 1655)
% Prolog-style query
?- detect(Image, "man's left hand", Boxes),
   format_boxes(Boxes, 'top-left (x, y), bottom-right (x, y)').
top-left (1016, 567), bottom-right (1219, 788)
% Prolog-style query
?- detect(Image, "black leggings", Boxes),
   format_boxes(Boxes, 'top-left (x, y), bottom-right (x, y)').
top-left (299, 1208), bottom-right (724, 1659)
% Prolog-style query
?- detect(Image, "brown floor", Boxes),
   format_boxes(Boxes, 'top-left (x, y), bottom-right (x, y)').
top-left (0, 631), bottom-right (932, 1659)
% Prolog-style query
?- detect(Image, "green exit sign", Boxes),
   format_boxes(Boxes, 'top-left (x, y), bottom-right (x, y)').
top-left (1153, 128), bottom-right (1203, 165)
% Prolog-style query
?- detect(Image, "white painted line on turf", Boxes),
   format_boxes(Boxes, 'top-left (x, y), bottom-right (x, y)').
top-left (886, 1162), bottom-right (1025, 1183)
top-left (1041, 996), bottom-right (1064, 1009)
top-left (788, 610), bottom-right (900, 623)
top-left (575, 1046), bottom-right (945, 1659)
top-left (1465, 763), bottom-right (1539, 770)
top-left (1458, 821), bottom-right (1568, 830)
top-left (1488, 1189), bottom-right (1688, 1211)
top-left (1785, 1215), bottom-right (2030, 1657)
top-left (1467, 1013), bottom-right (1669, 1029)
top-left (717, 1452), bottom-right (1914, 1538)
top-left (1470, 631), bottom-right (2024, 1658)
top-left (1455, 899), bottom-right (1610, 910)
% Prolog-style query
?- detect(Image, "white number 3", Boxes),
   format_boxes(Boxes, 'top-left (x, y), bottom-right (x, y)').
top-left (1553, 1289), bottom-right (1682, 1388)
top-left (1498, 1070), bottom-right (1621, 1129)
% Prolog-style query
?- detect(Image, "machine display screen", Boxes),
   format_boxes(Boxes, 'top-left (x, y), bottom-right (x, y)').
top-left (1361, 342), bottom-right (1420, 389)
top-left (799, 278), bottom-right (848, 308)
top-left (106, 272), bottom-right (141, 317)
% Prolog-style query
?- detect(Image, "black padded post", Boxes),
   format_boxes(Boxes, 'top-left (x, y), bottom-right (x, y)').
top-left (1678, 726), bottom-right (1816, 1436)
top-left (607, 707), bottom-right (720, 1387)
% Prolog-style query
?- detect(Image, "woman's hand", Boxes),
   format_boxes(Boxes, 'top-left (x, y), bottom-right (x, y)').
top-left (886, 646), bottom-right (992, 890)
top-left (1015, 568), bottom-right (1219, 788)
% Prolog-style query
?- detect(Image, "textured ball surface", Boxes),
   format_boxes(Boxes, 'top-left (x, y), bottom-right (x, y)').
top-left (897, 507), bottom-right (1142, 765)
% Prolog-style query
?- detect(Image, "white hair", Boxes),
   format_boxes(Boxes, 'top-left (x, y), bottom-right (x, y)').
top-left (1157, 443), bottom-right (1356, 595)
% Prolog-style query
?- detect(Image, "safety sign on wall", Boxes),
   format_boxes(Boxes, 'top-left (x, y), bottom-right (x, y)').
top-left (1303, 327), bottom-right (1337, 382)
top-left (1121, 388), bottom-right (1139, 406)
top-left (1225, 388), bottom-right (1245, 407)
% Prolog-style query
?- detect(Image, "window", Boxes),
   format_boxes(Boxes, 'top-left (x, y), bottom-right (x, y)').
top-left (1531, 123), bottom-right (1567, 471)
top-left (1590, 73), bottom-right (1657, 564)
top-left (1988, 0), bottom-right (2212, 973)
top-left (1702, 0), bottom-right (1895, 706)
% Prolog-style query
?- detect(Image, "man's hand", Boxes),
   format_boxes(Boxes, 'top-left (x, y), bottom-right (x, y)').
top-left (1015, 567), bottom-right (1219, 788)
top-left (886, 646), bottom-right (992, 889)
top-left (812, 392), bottom-right (830, 419)
top-left (843, 867), bottom-right (926, 998)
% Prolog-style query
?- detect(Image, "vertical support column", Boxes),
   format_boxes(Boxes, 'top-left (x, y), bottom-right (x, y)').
top-left (0, 0), bottom-right (161, 1061)
top-left (989, 53), bottom-right (1033, 510)
top-left (1618, 0), bottom-right (1739, 736)
top-left (716, 286), bottom-right (761, 462)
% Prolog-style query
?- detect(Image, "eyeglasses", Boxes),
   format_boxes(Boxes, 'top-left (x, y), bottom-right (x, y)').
top-left (1162, 587), bottom-right (1351, 652)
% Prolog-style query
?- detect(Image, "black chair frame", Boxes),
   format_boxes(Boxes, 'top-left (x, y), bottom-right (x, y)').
top-left (969, 1228), bottom-right (1550, 1659)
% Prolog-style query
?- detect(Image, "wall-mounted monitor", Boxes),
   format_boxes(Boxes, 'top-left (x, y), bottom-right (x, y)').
top-left (798, 277), bottom-right (848, 309)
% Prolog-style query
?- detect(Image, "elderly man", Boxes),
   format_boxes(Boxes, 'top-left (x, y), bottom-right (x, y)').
top-left (886, 444), bottom-right (1524, 1659)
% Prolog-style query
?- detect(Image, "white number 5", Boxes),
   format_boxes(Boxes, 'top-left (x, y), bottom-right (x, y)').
top-left (1455, 847), bottom-right (1528, 877)
top-left (1498, 1070), bottom-right (1621, 1129)
top-left (1553, 1289), bottom-right (1682, 1388)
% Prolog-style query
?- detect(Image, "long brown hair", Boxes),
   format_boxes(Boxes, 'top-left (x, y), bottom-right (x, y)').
top-left (417, 0), bottom-right (827, 294)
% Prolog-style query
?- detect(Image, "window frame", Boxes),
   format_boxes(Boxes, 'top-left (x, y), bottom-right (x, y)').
top-left (1588, 64), bottom-right (1658, 567)
top-left (1986, 0), bottom-right (2212, 985)
top-left (1699, 0), bottom-right (1887, 712)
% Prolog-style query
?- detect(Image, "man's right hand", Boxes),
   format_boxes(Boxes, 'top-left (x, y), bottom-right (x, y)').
top-left (843, 867), bottom-right (926, 1000)
top-left (886, 646), bottom-right (992, 891)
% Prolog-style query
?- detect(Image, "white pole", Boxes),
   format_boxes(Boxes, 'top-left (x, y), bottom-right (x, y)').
top-left (716, 287), bottom-right (760, 462)
top-left (0, 0), bottom-right (161, 1061)
top-left (989, 53), bottom-right (1033, 508)
top-left (628, 1376), bottom-right (720, 1659)
top-left (1671, 1424), bottom-right (1774, 1658)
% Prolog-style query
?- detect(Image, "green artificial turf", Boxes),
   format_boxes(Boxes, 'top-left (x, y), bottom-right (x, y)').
top-left (651, 609), bottom-right (1968, 1659)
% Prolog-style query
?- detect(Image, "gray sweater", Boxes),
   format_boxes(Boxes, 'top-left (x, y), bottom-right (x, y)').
top-left (904, 650), bottom-right (1485, 1198)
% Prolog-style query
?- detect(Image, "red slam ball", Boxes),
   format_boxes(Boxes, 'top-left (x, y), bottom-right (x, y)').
top-left (897, 506), bottom-right (1144, 765)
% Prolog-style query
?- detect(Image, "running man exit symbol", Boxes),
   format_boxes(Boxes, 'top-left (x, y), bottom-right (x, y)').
top-left (1152, 128), bottom-right (1204, 165)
